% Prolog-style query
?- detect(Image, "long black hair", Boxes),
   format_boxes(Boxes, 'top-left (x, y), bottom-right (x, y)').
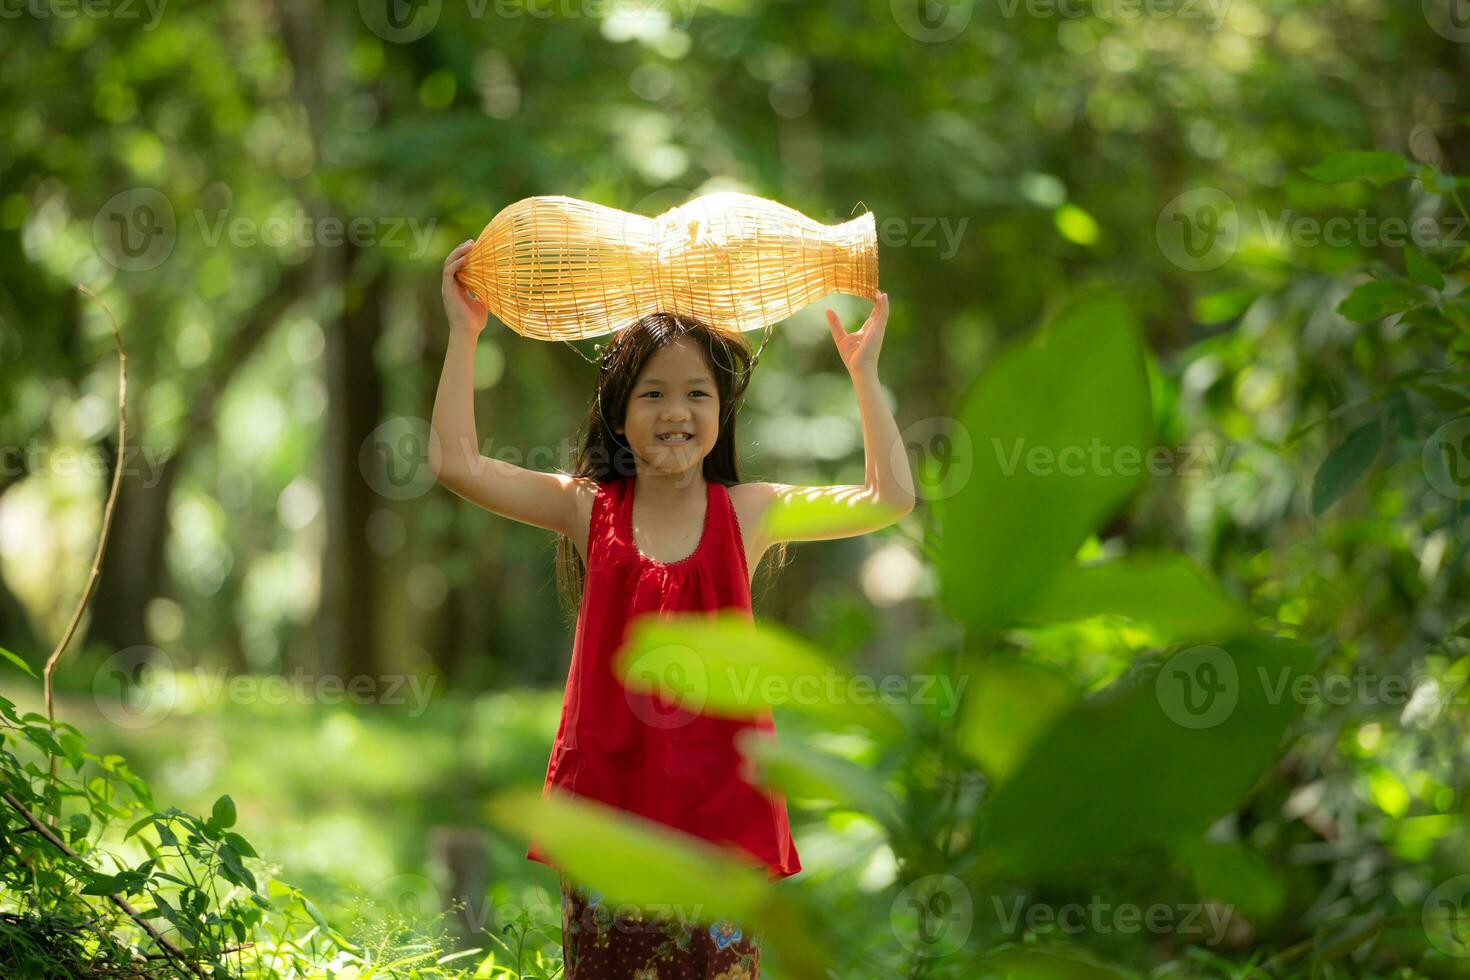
top-left (553, 312), bottom-right (789, 619)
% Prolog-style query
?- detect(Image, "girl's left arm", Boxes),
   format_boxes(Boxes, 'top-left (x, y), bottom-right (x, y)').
top-left (742, 292), bottom-right (918, 546)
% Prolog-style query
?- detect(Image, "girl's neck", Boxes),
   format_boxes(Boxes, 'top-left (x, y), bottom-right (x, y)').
top-left (631, 467), bottom-right (707, 508)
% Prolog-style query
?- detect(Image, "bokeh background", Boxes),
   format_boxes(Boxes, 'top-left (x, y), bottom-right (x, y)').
top-left (3, 0), bottom-right (1470, 976)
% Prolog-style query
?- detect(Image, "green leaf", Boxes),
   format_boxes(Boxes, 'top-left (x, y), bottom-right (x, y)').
top-left (936, 287), bottom-right (1153, 634)
top-left (1173, 837), bottom-right (1285, 922)
top-left (957, 656), bottom-right (1077, 783)
top-left (1405, 247), bottom-right (1446, 290)
top-left (737, 733), bottom-right (901, 828)
top-left (1311, 416), bottom-right (1382, 516)
top-left (974, 634), bottom-right (1314, 879)
top-left (1303, 150), bottom-right (1415, 186)
top-left (0, 645), bottom-right (36, 678)
top-left (223, 831), bottom-right (258, 858)
top-left (485, 788), bottom-right (828, 978)
top-left (300, 895), bottom-right (332, 933)
top-left (488, 787), bottom-right (769, 914)
top-left (81, 871), bottom-right (125, 896)
top-left (614, 611), bottom-right (902, 736)
top-left (1016, 554), bottom-right (1255, 644)
top-left (1338, 280), bottom-right (1425, 323)
top-left (210, 795), bottom-right (237, 830)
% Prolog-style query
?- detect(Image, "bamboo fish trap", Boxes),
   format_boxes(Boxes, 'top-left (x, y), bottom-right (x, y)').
top-left (454, 192), bottom-right (879, 341)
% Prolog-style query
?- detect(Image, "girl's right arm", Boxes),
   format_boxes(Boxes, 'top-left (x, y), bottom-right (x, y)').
top-left (429, 240), bottom-right (592, 540)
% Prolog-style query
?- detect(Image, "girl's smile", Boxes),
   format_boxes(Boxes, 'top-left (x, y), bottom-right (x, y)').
top-left (616, 336), bottom-right (721, 477)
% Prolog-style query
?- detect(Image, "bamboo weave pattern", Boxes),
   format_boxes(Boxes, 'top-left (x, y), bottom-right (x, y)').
top-left (455, 192), bottom-right (879, 341)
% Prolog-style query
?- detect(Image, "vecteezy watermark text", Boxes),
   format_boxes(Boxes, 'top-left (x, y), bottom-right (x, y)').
top-left (990, 894), bottom-right (1236, 945)
top-left (93, 187), bottom-right (438, 272)
top-left (195, 208), bottom-right (436, 258)
top-left (0, 0), bottom-right (167, 29)
top-left (993, 437), bottom-right (1238, 489)
top-left (358, 0), bottom-right (702, 43)
top-left (1157, 187), bottom-right (1470, 272)
top-left (94, 649), bottom-right (439, 729)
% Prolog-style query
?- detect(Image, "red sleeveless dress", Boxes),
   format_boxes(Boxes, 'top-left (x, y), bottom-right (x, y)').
top-left (527, 475), bottom-right (801, 880)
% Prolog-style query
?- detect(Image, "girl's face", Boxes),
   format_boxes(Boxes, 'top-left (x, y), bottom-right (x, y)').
top-left (616, 336), bottom-right (720, 480)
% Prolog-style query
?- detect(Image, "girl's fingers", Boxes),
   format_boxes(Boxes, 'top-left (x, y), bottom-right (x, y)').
top-left (826, 308), bottom-right (845, 340)
top-left (444, 239), bottom-right (475, 265)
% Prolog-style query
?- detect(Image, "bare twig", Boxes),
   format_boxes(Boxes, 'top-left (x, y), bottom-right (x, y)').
top-left (42, 285), bottom-right (128, 822)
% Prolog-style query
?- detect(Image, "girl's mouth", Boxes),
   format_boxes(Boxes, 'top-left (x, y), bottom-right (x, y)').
top-left (657, 433), bottom-right (693, 444)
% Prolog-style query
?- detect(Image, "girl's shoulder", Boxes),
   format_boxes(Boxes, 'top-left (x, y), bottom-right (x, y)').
top-left (726, 481), bottom-right (779, 547)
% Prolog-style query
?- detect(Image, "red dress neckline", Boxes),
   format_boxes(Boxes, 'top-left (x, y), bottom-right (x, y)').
top-left (625, 477), bottom-right (713, 568)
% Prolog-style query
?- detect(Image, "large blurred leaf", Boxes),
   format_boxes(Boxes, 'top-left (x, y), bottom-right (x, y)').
top-left (1172, 837), bottom-right (1285, 923)
top-left (487, 788), bottom-right (769, 915)
top-left (615, 611), bottom-right (903, 735)
top-left (1015, 554), bottom-right (1254, 644)
top-left (736, 731), bottom-right (902, 829)
top-left (937, 288), bottom-right (1153, 634)
top-left (973, 634), bottom-right (1314, 879)
top-left (486, 788), bottom-right (828, 978)
top-left (957, 655), bottom-right (1077, 783)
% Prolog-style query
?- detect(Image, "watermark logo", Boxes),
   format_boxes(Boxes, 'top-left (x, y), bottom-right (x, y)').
top-left (1159, 186), bottom-right (1470, 272)
top-left (1157, 188), bottom-right (1239, 272)
top-left (993, 437), bottom-right (1236, 489)
top-left (361, 417), bottom-right (439, 500)
top-left (92, 653), bottom-right (439, 729)
top-left (988, 0), bottom-right (1230, 29)
top-left (815, 209), bottom-right (970, 260)
top-left (891, 0), bottom-right (973, 43)
top-left (360, 0), bottom-right (700, 44)
top-left (622, 644), bottom-right (709, 731)
top-left (0, 0), bottom-right (168, 29)
top-left (990, 895), bottom-right (1235, 944)
top-left (94, 187), bottom-right (438, 270)
top-left (194, 207), bottom-right (437, 257)
top-left (1156, 645), bottom-right (1238, 729)
top-left (93, 188), bottom-right (176, 272)
top-left (92, 646), bottom-right (180, 730)
top-left (1, 438), bottom-right (169, 489)
top-left (891, 874), bottom-right (973, 956)
top-left (360, 0), bottom-right (441, 41)
top-left (1424, 0), bottom-right (1470, 43)
top-left (895, 416), bottom-right (974, 501)
top-left (1422, 417), bottom-right (1470, 501)
top-left (1424, 875), bottom-right (1470, 957)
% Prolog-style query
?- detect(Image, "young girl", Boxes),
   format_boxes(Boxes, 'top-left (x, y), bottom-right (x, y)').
top-left (430, 238), bottom-right (913, 979)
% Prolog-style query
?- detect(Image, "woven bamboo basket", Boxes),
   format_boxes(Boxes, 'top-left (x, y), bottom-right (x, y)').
top-left (454, 192), bottom-right (879, 341)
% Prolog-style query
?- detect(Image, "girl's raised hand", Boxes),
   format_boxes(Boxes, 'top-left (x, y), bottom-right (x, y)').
top-left (826, 291), bottom-right (889, 378)
top-left (442, 239), bottom-right (489, 336)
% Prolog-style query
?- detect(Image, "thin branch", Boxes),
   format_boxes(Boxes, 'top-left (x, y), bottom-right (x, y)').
top-left (43, 284), bottom-right (128, 823)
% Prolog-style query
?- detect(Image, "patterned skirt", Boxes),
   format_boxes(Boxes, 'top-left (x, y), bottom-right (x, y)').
top-left (558, 873), bottom-right (763, 979)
